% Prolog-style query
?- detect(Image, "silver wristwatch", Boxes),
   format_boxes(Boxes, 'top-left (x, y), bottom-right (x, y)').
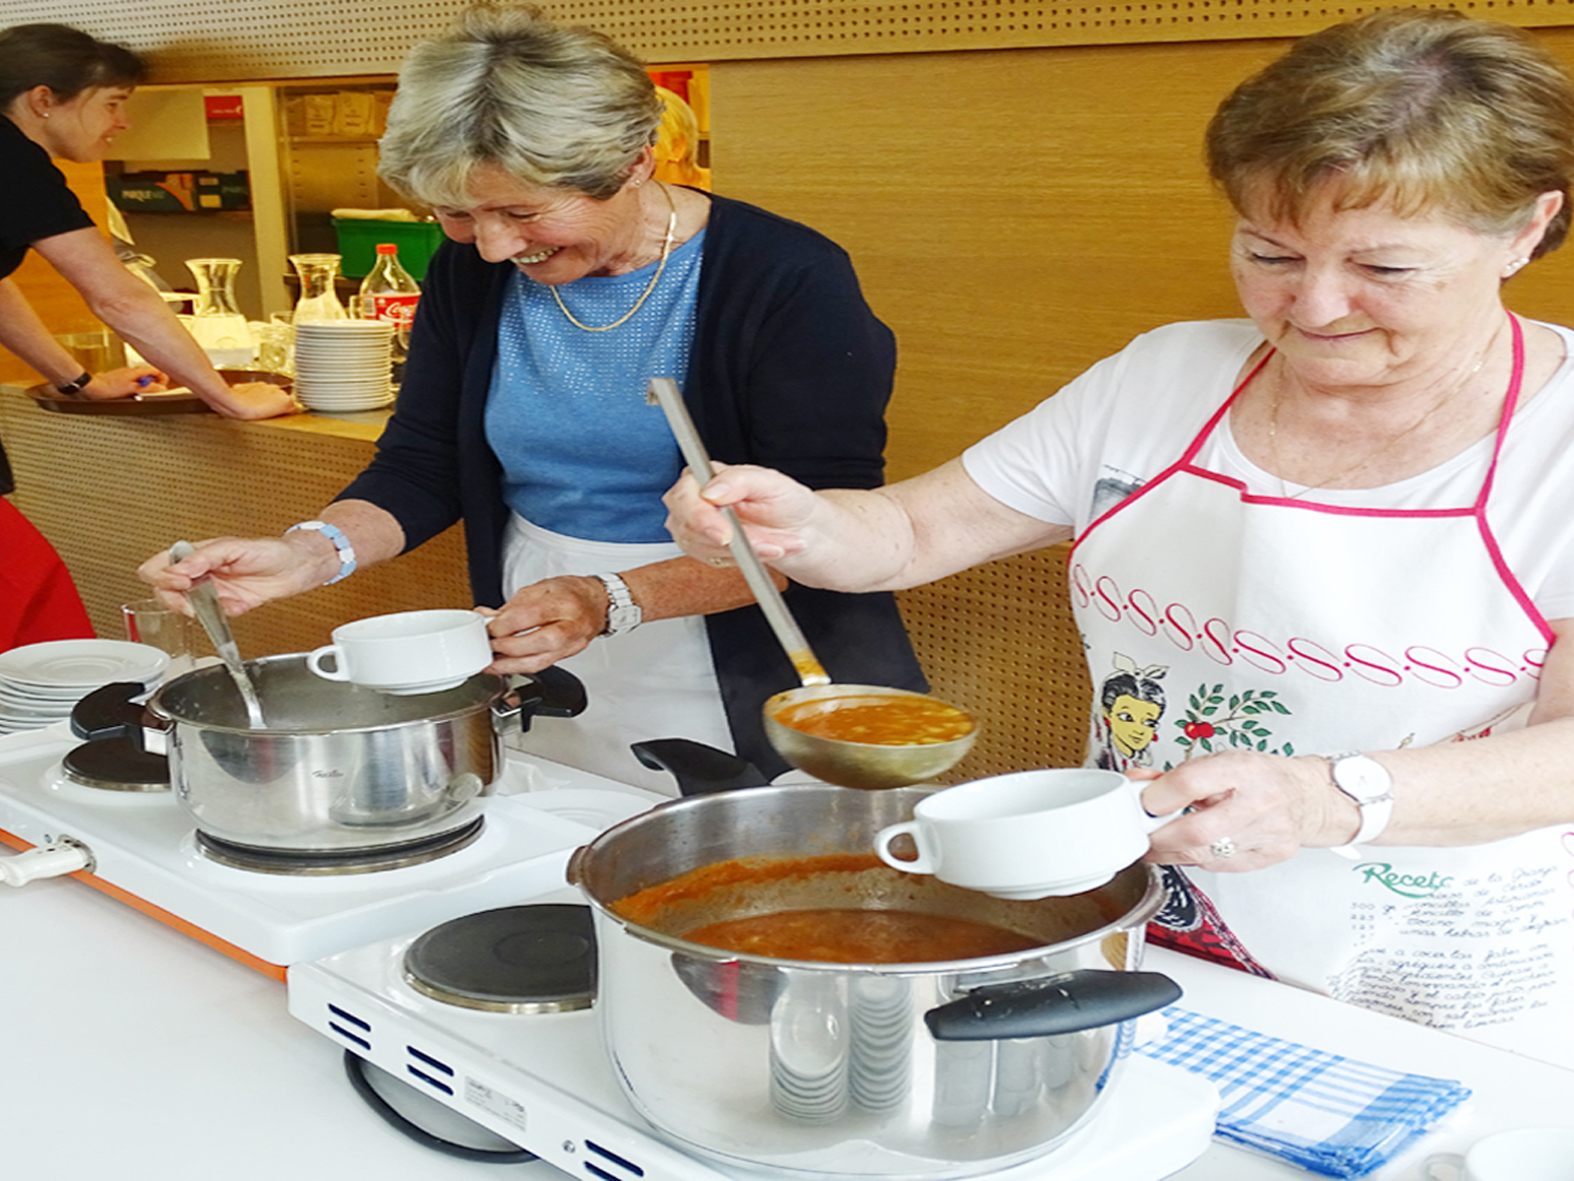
top-left (593, 572), bottom-right (642, 637)
top-left (1327, 752), bottom-right (1394, 847)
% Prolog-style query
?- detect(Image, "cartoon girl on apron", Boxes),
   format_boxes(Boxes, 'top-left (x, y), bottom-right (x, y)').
top-left (1069, 315), bottom-right (1574, 1060)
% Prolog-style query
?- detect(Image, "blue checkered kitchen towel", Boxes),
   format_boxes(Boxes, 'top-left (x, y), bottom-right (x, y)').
top-left (1136, 1007), bottom-right (1472, 1178)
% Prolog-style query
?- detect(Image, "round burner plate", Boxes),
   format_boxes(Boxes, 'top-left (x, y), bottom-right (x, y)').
top-left (195, 817), bottom-right (484, 876)
top-left (403, 903), bottom-right (596, 1013)
top-left (61, 739), bottom-right (171, 793)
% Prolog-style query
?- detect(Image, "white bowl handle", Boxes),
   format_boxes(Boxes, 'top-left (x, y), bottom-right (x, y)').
top-left (306, 644), bottom-right (350, 681)
top-left (875, 821), bottom-right (937, 875)
top-left (1423, 1154), bottom-right (1465, 1181)
top-left (1127, 777), bottom-right (1183, 833)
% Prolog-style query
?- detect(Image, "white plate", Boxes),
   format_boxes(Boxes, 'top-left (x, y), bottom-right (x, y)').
top-left (301, 399), bottom-right (395, 410)
top-left (0, 640), bottom-right (168, 690)
top-left (0, 712), bottom-right (60, 729)
top-left (0, 676), bottom-right (155, 702)
top-left (0, 679), bottom-right (89, 702)
top-left (295, 322), bottom-right (394, 334)
top-left (0, 696), bottom-right (73, 719)
top-left (299, 390), bottom-right (393, 403)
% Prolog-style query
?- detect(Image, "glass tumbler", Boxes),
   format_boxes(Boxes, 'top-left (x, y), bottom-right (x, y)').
top-left (122, 598), bottom-right (197, 680)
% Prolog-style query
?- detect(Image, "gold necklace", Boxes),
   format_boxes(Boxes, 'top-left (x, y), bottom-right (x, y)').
top-left (548, 181), bottom-right (677, 333)
top-left (1266, 321), bottom-right (1503, 498)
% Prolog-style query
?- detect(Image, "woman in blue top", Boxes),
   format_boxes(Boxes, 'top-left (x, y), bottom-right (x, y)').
top-left (143, 3), bottom-right (925, 789)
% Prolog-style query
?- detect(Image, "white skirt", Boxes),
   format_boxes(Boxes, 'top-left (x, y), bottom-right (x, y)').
top-left (499, 512), bottom-right (732, 794)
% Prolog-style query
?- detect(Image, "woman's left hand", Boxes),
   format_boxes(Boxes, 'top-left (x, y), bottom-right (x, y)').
top-left (83, 365), bottom-right (168, 400)
top-left (1137, 752), bottom-right (1357, 872)
top-left (479, 575), bottom-right (609, 674)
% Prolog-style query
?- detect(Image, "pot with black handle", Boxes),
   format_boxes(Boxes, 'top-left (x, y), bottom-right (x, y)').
top-left (72, 654), bottom-right (586, 855)
top-left (565, 772), bottom-right (1177, 1179)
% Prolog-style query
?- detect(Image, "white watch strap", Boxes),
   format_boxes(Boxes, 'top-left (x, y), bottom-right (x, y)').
top-left (1329, 753), bottom-right (1395, 849)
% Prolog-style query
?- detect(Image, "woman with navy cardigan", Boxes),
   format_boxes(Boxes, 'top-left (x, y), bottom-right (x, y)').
top-left (141, 4), bottom-right (924, 788)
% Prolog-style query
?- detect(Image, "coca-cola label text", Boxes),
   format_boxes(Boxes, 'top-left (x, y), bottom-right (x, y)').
top-left (364, 294), bottom-right (420, 325)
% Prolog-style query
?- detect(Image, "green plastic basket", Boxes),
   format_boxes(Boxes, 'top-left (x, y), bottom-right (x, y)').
top-left (332, 219), bottom-right (447, 280)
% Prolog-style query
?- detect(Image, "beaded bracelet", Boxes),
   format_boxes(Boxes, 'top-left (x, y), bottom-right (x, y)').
top-left (286, 519), bottom-right (358, 585)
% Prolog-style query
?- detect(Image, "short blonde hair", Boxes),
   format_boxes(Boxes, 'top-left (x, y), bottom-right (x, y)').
top-left (652, 85), bottom-right (709, 187)
top-left (377, 2), bottom-right (661, 206)
top-left (1207, 8), bottom-right (1574, 258)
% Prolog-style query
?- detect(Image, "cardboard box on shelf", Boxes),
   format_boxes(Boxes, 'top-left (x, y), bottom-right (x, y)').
top-left (302, 93), bottom-right (336, 136)
top-left (333, 91), bottom-right (376, 138)
top-left (111, 170), bottom-right (250, 213)
top-left (194, 171), bottom-right (251, 211)
top-left (371, 90), bottom-right (394, 137)
top-left (109, 171), bottom-right (197, 212)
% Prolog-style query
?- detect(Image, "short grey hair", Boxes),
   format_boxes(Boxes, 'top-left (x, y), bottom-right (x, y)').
top-left (378, 3), bottom-right (662, 206)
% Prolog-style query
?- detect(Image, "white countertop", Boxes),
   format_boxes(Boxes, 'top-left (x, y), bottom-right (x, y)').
top-left (3, 866), bottom-right (1569, 1181)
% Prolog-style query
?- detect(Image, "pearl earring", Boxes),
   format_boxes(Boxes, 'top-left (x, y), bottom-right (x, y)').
top-left (1504, 256), bottom-right (1530, 277)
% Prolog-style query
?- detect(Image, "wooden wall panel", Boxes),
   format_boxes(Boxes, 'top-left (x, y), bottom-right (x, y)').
top-left (0, 399), bottom-right (470, 658)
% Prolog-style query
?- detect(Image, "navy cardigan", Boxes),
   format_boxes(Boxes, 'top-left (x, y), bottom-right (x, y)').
top-left (338, 193), bottom-right (927, 776)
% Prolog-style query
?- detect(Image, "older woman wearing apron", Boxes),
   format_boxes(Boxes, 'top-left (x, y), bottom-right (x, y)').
top-left (662, 9), bottom-right (1574, 1060)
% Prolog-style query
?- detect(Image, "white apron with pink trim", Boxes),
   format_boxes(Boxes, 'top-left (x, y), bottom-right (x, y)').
top-left (1069, 316), bottom-right (1574, 1061)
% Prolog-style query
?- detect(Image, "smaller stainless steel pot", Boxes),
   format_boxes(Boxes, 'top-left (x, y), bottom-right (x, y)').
top-left (74, 655), bottom-right (585, 854)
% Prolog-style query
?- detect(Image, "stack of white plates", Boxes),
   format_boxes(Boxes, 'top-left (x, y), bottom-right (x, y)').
top-left (293, 320), bottom-right (395, 411)
top-left (0, 640), bottom-right (169, 734)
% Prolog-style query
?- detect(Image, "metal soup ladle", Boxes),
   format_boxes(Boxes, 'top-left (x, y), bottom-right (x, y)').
top-left (646, 378), bottom-right (977, 789)
top-left (170, 540), bottom-right (266, 728)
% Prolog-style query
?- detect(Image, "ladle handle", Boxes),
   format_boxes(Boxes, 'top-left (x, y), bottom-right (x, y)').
top-left (647, 377), bottom-right (830, 686)
top-left (171, 539), bottom-right (267, 729)
top-left (170, 540), bottom-right (242, 670)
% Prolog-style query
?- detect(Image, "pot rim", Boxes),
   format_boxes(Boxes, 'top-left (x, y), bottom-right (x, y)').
top-left (148, 653), bottom-right (509, 736)
top-left (570, 788), bottom-right (1167, 975)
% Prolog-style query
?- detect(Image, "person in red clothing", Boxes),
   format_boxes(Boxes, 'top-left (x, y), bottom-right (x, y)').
top-left (0, 498), bottom-right (93, 650)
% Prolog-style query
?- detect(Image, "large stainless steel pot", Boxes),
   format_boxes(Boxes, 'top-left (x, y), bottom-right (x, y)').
top-left (77, 654), bottom-right (584, 855)
top-left (567, 784), bottom-right (1177, 1180)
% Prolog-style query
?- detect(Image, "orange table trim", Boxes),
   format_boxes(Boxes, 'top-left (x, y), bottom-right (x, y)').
top-left (0, 826), bottom-right (287, 982)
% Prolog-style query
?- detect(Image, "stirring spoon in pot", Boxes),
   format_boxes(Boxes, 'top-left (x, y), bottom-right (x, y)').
top-left (646, 378), bottom-right (977, 788)
top-left (170, 540), bottom-right (266, 728)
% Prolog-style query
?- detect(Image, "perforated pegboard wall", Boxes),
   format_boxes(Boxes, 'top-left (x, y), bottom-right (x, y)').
top-left (11, 0), bottom-right (1574, 80)
top-left (899, 546), bottom-right (1092, 782)
top-left (0, 396), bottom-right (471, 659)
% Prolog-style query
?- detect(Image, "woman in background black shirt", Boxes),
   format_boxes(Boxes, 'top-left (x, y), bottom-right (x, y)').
top-left (0, 22), bottom-right (295, 474)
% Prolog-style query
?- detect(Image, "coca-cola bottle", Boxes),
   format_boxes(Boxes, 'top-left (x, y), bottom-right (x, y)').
top-left (358, 243), bottom-right (421, 371)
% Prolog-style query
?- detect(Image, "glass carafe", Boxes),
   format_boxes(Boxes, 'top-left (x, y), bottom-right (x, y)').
top-left (289, 253), bottom-right (349, 324)
top-left (184, 257), bottom-right (252, 363)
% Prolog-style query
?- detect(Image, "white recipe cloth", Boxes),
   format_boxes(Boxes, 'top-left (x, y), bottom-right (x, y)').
top-left (1136, 1007), bottom-right (1472, 1177)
